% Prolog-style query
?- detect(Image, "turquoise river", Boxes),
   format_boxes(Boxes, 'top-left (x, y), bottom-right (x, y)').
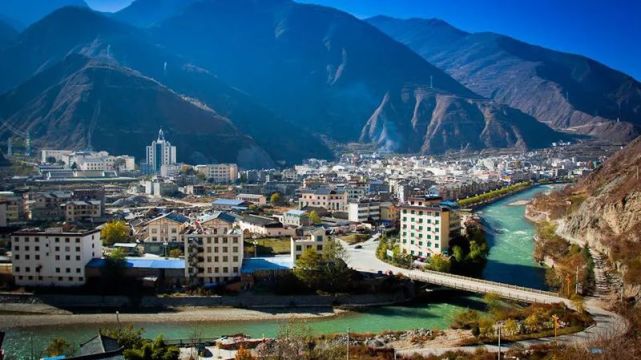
top-left (2, 185), bottom-right (559, 358)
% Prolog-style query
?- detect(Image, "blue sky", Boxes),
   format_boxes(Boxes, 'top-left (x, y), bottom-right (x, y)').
top-left (86, 0), bottom-right (641, 80)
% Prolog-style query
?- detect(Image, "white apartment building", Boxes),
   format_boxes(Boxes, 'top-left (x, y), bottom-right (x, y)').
top-left (298, 188), bottom-right (348, 211)
top-left (42, 150), bottom-right (135, 172)
top-left (195, 163), bottom-right (239, 183)
top-left (146, 129), bottom-right (177, 173)
top-left (291, 228), bottom-right (328, 262)
top-left (399, 198), bottom-right (461, 257)
top-left (184, 213), bottom-right (243, 285)
top-left (11, 227), bottom-right (102, 287)
top-left (347, 201), bottom-right (381, 223)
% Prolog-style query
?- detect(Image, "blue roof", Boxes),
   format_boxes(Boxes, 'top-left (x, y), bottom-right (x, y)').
top-left (213, 199), bottom-right (246, 206)
top-left (87, 257), bottom-right (185, 269)
top-left (241, 256), bottom-right (293, 273)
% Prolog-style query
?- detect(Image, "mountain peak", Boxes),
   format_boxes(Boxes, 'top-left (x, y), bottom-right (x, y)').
top-left (0, 0), bottom-right (88, 30)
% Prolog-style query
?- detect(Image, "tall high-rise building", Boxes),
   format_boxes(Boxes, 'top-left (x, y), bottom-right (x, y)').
top-left (145, 129), bottom-right (176, 173)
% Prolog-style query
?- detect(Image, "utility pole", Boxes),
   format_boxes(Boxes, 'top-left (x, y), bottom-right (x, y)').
top-left (576, 266), bottom-right (579, 295)
top-left (346, 327), bottom-right (350, 360)
top-left (497, 323), bottom-right (501, 360)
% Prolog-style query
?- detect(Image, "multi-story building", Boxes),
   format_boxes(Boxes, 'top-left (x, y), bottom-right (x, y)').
top-left (63, 200), bottom-right (102, 222)
top-left (184, 213), bottom-right (243, 285)
top-left (145, 129), bottom-right (177, 174)
top-left (236, 215), bottom-right (295, 237)
top-left (195, 163), bottom-right (238, 183)
top-left (298, 188), bottom-right (348, 211)
top-left (291, 228), bottom-right (328, 262)
top-left (399, 197), bottom-right (461, 257)
top-left (380, 202), bottom-right (400, 226)
top-left (347, 200), bottom-right (381, 223)
top-left (0, 191), bottom-right (24, 223)
top-left (11, 227), bottom-right (102, 287)
top-left (142, 212), bottom-right (190, 243)
top-left (29, 191), bottom-right (72, 221)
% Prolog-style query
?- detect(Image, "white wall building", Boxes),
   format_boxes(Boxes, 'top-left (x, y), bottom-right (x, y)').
top-left (347, 201), bottom-right (381, 223)
top-left (195, 164), bottom-right (239, 183)
top-left (399, 198), bottom-right (461, 257)
top-left (146, 129), bottom-right (177, 174)
top-left (11, 228), bottom-right (102, 287)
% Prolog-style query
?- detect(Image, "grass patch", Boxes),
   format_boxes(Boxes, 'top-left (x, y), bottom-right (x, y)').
top-left (340, 233), bottom-right (369, 245)
top-left (244, 238), bottom-right (291, 256)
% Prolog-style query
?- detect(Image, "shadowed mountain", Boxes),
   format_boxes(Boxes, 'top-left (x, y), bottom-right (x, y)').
top-left (368, 16), bottom-right (641, 143)
top-left (0, 54), bottom-right (275, 168)
top-left (114, 0), bottom-right (198, 28)
top-left (0, 0), bottom-right (87, 30)
top-left (0, 18), bottom-right (18, 48)
top-left (148, 0), bottom-right (567, 153)
top-left (0, 6), bottom-right (332, 164)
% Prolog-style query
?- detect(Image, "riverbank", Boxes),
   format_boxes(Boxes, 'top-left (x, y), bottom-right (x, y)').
top-left (462, 182), bottom-right (534, 210)
top-left (0, 306), bottom-right (344, 329)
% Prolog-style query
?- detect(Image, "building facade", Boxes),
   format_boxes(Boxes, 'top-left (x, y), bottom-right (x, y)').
top-left (347, 201), bottom-right (381, 223)
top-left (184, 215), bottom-right (243, 285)
top-left (399, 198), bottom-right (461, 257)
top-left (195, 164), bottom-right (239, 183)
top-left (11, 227), bottom-right (102, 287)
top-left (145, 129), bottom-right (177, 174)
top-left (298, 188), bottom-right (348, 211)
top-left (291, 228), bottom-right (328, 262)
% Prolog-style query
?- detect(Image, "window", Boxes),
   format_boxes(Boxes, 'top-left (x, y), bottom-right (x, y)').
top-left (65, 255), bottom-right (70, 261)
top-left (76, 256), bottom-right (80, 261)
top-left (55, 255), bottom-right (60, 260)
top-left (76, 268), bottom-right (81, 273)
top-left (14, 254), bottom-right (19, 260)
top-left (65, 268), bottom-right (70, 273)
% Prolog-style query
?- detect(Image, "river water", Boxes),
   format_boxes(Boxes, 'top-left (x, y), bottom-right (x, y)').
top-left (3, 185), bottom-right (557, 358)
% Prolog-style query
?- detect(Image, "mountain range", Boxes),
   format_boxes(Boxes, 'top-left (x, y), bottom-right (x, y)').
top-left (0, 0), bottom-right (639, 168)
top-left (368, 16), bottom-right (641, 142)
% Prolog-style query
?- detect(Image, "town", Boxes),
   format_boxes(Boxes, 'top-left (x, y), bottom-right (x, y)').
top-left (0, 128), bottom-right (620, 358)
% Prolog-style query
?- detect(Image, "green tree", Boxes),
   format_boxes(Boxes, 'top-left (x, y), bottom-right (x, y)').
top-left (270, 192), bottom-right (281, 204)
top-left (45, 337), bottom-right (73, 356)
top-left (293, 248), bottom-right (324, 289)
top-left (169, 248), bottom-right (183, 258)
top-left (429, 254), bottom-right (451, 273)
top-left (123, 336), bottom-right (179, 360)
top-left (308, 210), bottom-right (321, 224)
top-left (101, 325), bottom-right (145, 350)
top-left (101, 221), bottom-right (131, 246)
top-left (503, 319), bottom-right (519, 336)
top-left (452, 245), bottom-right (464, 263)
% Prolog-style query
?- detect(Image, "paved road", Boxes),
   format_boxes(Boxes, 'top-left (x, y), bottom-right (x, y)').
top-left (343, 237), bottom-right (564, 304)
top-left (341, 235), bottom-right (627, 356)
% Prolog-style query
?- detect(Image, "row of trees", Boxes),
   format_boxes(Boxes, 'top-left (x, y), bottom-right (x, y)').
top-left (376, 236), bottom-right (412, 268)
top-left (452, 293), bottom-right (592, 342)
top-left (457, 181), bottom-right (532, 208)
